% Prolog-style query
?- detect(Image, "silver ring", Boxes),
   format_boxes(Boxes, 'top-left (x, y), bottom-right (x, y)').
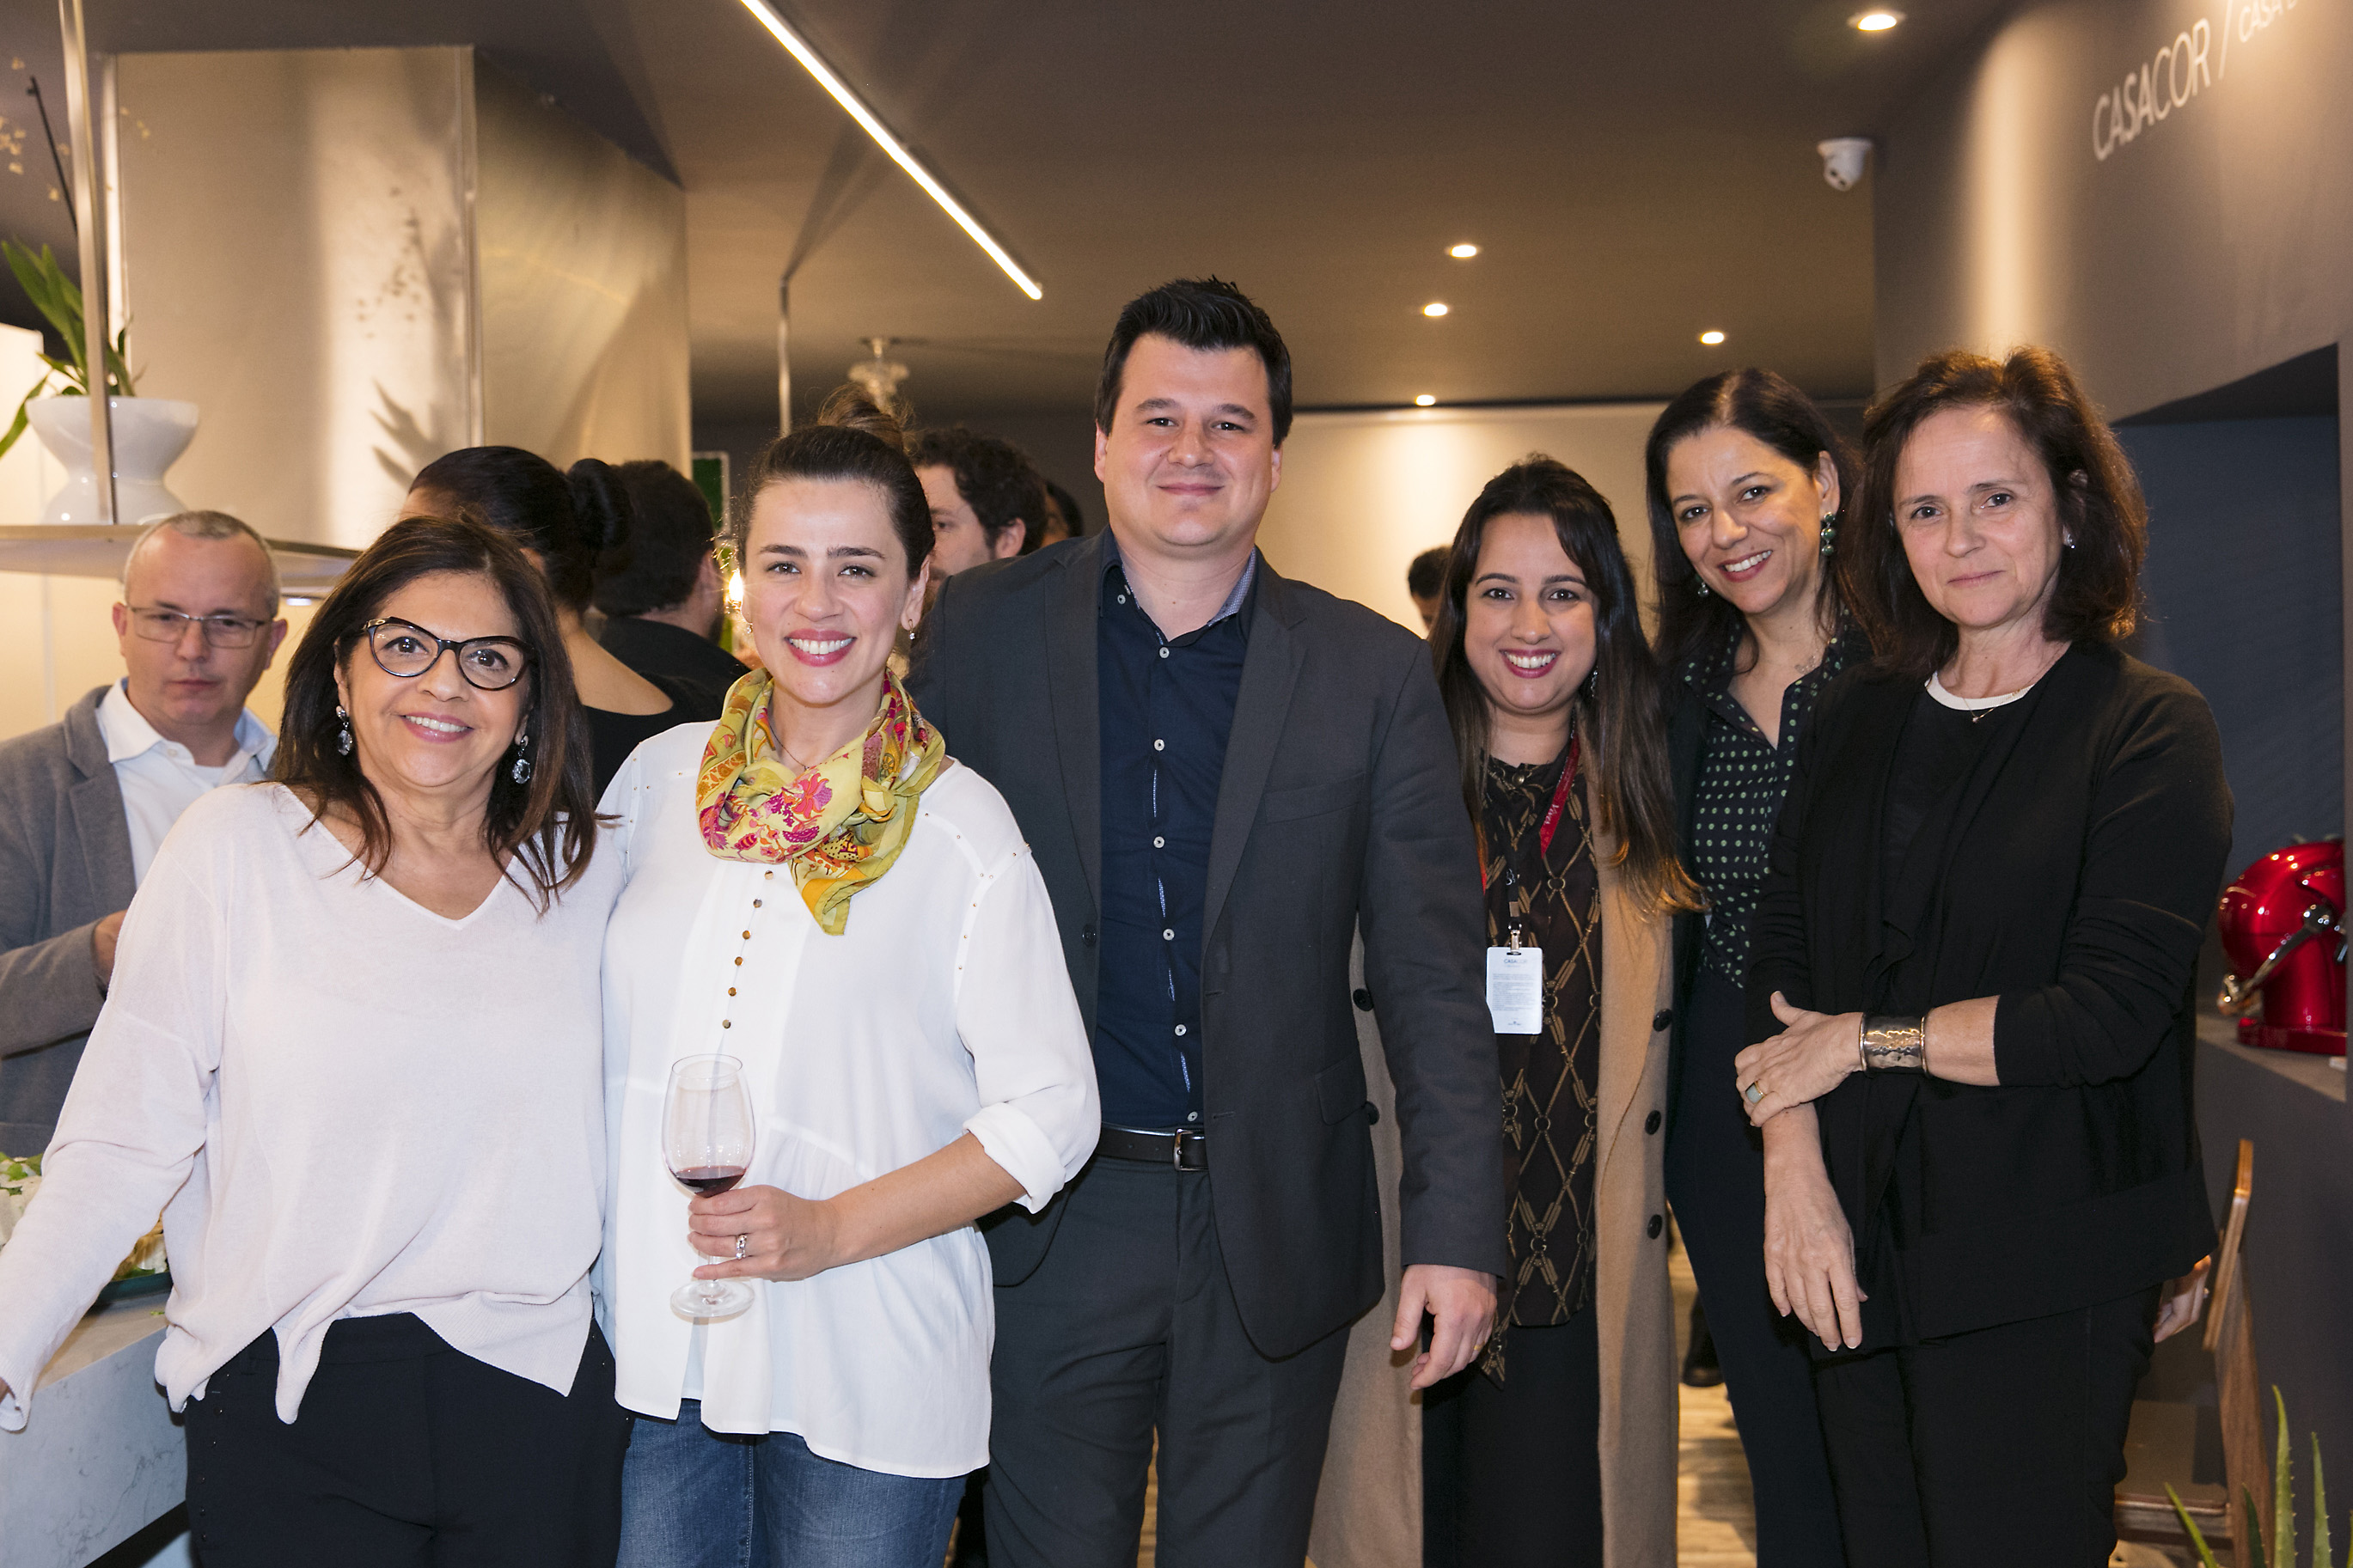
top-left (733, 1233), bottom-right (749, 1260)
top-left (1743, 1081), bottom-right (1764, 1106)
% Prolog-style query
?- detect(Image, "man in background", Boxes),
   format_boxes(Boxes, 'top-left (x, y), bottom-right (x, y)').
top-left (596, 459), bottom-right (748, 702)
top-left (912, 428), bottom-right (1048, 577)
top-left (1407, 544), bottom-right (1450, 634)
top-left (0, 512), bottom-right (285, 1154)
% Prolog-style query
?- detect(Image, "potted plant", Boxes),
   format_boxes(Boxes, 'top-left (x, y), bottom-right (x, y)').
top-left (1, 239), bottom-right (198, 526)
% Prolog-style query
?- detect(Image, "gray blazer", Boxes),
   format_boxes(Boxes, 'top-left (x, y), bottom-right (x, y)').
top-left (911, 534), bottom-right (1506, 1359)
top-left (0, 686), bottom-right (135, 1154)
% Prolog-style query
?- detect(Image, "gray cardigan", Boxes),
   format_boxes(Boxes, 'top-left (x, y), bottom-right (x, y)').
top-left (0, 686), bottom-right (135, 1154)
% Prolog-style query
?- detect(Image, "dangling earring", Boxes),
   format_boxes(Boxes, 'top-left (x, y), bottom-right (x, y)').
top-left (1695, 579), bottom-right (1711, 598)
top-left (1818, 513), bottom-right (1838, 557)
top-left (1583, 666), bottom-right (1599, 701)
top-left (333, 705), bottom-right (353, 757)
top-left (2063, 532), bottom-right (2077, 550)
top-left (510, 730), bottom-right (534, 786)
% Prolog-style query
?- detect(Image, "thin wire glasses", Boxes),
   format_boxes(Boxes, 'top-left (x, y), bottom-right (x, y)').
top-left (358, 617), bottom-right (534, 691)
top-left (120, 605), bottom-right (270, 649)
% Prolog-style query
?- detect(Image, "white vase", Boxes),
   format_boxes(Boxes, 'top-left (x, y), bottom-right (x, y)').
top-left (26, 395), bottom-right (200, 528)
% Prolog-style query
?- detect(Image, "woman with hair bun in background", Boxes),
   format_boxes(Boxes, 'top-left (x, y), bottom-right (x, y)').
top-left (406, 447), bottom-right (724, 791)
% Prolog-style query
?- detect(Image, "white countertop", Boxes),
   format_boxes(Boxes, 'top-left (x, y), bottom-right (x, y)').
top-left (0, 1297), bottom-right (184, 1568)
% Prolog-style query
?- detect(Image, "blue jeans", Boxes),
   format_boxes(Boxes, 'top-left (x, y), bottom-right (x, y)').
top-left (617, 1401), bottom-right (963, 1568)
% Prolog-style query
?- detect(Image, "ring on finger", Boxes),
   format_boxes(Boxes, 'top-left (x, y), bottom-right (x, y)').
top-left (1742, 1080), bottom-right (1764, 1106)
top-left (734, 1233), bottom-right (749, 1260)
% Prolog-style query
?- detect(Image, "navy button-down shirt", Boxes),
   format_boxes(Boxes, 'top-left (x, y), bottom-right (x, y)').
top-left (1094, 541), bottom-right (1257, 1129)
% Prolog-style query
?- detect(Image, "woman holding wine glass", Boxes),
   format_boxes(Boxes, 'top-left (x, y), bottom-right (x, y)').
top-left (596, 387), bottom-right (1099, 1568)
top-left (0, 516), bottom-right (628, 1565)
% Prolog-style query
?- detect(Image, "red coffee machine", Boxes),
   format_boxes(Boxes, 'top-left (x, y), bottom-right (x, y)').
top-left (2215, 839), bottom-right (2346, 1056)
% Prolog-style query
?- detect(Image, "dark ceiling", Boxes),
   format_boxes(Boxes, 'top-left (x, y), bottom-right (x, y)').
top-left (0, 0), bottom-right (2018, 428)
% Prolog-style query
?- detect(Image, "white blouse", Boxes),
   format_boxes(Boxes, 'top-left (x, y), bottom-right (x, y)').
top-left (595, 724), bottom-right (1098, 1478)
top-left (0, 785), bottom-right (621, 1430)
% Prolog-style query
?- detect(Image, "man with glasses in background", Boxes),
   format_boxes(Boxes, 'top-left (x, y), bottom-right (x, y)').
top-left (0, 510), bottom-right (285, 1155)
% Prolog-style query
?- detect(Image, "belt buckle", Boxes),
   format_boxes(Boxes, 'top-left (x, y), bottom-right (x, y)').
top-left (1171, 1128), bottom-right (1201, 1169)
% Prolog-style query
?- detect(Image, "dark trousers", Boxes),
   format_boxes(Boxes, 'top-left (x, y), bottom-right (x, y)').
top-left (1812, 1288), bottom-right (2159, 1567)
top-left (1421, 1306), bottom-right (1602, 1568)
top-left (1665, 967), bottom-right (1847, 1567)
top-left (186, 1313), bottom-right (628, 1566)
top-left (982, 1155), bottom-right (1352, 1568)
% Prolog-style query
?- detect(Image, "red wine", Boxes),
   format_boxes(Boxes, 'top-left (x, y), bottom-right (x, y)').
top-left (673, 1165), bottom-right (746, 1195)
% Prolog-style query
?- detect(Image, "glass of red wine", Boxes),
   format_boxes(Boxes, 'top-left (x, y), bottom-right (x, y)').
top-left (664, 1054), bottom-right (755, 1321)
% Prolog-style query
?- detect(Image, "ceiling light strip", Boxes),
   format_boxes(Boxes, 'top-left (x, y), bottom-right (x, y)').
top-left (736, 0), bottom-right (1042, 301)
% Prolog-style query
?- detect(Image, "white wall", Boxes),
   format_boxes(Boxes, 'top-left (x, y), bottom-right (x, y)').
top-left (1256, 402), bottom-right (1666, 631)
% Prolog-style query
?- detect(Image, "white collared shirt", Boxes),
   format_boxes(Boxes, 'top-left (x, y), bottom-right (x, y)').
top-left (594, 723), bottom-right (1100, 1477)
top-left (95, 680), bottom-right (277, 887)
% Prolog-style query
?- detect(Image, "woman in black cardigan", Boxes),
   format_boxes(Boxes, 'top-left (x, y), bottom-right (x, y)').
top-left (1735, 346), bottom-right (2229, 1565)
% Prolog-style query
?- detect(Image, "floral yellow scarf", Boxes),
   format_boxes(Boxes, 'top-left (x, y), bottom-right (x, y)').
top-left (696, 668), bottom-right (946, 935)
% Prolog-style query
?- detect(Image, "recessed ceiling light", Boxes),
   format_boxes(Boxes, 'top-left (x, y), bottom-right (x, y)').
top-left (1699, 330), bottom-right (1727, 345)
top-left (1850, 9), bottom-right (1903, 30)
top-left (1423, 302), bottom-right (1450, 318)
top-left (1415, 394), bottom-right (1437, 406)
top-left (1448, 243), bottom-right (1479, 259)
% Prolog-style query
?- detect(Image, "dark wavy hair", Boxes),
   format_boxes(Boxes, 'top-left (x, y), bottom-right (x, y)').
top-left (273, 515), bottom-right (596, 909)
top-left (1431, 456), bottom-right (1702, 912)
top-left (1643, 369), bottom-right (1858, 679)
top-left (908, 427), bottom-right (1048, 556)
top-left (1849, 346), bottom-right (2147, 677)
top-left (730, 386), bottom-right (932, 578)
top-left (408, 447), bottom-right (633, 613)
top-left (1094, 277), bottom-right (1293, 444)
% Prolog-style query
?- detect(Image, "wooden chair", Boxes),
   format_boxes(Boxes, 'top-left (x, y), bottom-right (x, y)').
top-left (2115, 1138), bottom-right (2265, 1565)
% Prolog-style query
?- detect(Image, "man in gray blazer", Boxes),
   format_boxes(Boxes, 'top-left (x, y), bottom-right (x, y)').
top-left (0, 512), bottom-right (285, 1154)
top-left (913, 279), bottom-right (1503, 1565)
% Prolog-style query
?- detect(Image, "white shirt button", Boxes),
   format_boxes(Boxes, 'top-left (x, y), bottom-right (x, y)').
top-left (1175, 1024), bottom-right (1188, 1037)
top-left (1153, 739), bottom-right (1165, 752)
top-left (1162, 928), bottom-right (1176, 941)
top-left (1158, 647), bottom-right (1170, 659)
top-left (1152, 836), bottom-right (1165, 848)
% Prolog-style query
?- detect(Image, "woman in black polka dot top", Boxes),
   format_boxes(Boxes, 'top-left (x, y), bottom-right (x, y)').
top-left (1644, 369), bottom-right (1866, 1568)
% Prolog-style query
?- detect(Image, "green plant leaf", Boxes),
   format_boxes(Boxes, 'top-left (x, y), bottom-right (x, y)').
top-left (2315, 1433), bottom-right (2332, 1568)
top-left (0, 369), bottom-right (55, 461)
top-left (2279, 1388), bottom-right (2299, 1568)
top-left (2167, 1483), bottom-right (2228, 1568)
top-left (2246, 1485), bottom-right (2272, 1568)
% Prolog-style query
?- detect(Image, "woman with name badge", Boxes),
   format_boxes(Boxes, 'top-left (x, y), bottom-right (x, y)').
top-left (595, 387), bottom-right (1098, 1568)
top-left (1421, 457), bottom-right (1702, 1567)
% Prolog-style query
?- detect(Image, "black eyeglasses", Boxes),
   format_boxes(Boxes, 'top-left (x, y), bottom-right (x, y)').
top-left (121, 604), bottom-right (271, 649)
top-left (358, 617), bottom-right (535, 691)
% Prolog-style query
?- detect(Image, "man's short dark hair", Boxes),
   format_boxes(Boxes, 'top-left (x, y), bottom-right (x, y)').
top-left (1407, 546), bottom-right (1450, 601)
top-left (594, 460), bottom-right (718, 618)
top-left (1094, 278), bottom-right (1293, 446)
top-left (908, 429), bottom-right (1048, 556)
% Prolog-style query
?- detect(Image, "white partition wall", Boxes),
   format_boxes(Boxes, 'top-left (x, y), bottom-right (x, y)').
top-left (1256, 402), bottom-right (1667, 631)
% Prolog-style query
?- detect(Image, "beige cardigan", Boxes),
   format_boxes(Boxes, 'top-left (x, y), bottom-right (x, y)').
top-left (1311, 797), bottom-right (1678, 1568)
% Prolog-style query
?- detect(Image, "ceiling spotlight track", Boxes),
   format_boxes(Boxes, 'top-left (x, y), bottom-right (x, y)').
top-left (735, 0), bottom-right (1043, 301)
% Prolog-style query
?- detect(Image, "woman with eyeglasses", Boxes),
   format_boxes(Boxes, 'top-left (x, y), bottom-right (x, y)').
top-left (0, 515), bottom-right (631, 1565)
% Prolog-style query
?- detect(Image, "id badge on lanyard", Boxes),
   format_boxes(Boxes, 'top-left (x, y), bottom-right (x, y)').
top-left (1480, 740), bottom-right (1574, 1037)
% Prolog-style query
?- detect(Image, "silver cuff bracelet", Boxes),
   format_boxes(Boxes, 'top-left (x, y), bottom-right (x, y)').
top-left (1860, 1015), bottom-right (1927, 1073)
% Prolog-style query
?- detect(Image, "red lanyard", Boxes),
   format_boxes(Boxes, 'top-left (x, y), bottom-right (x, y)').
top-left (1538, 734), bottom-right (1580, 859)
top-left (1479, 735), bottom-right (1580, 890)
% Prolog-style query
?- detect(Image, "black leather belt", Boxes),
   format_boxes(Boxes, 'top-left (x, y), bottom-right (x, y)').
top-left (1098, 1125), bottom-right (1208, 1170)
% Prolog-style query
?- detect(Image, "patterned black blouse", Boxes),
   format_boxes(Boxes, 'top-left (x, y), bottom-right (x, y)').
top-left (1478, 740), bottom-right (1600, 1339)
top-left (1684, 627), bottom-right (1864, 986)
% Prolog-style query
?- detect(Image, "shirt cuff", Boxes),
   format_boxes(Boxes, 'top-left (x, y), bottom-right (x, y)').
top-left (963, 1102), bottom-right (1077, 1215)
